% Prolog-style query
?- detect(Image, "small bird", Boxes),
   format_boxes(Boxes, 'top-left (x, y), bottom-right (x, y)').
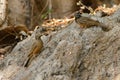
top-left (74, 12), bottom-right (110, 31)
top-left (24, 27), bottom-right (44, 67)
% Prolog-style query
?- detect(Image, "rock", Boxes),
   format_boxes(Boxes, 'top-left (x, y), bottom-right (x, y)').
top-left (1, 11), bottom-right (120, 79)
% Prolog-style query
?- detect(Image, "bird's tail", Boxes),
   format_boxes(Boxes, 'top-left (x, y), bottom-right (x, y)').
top-left (24, 55), bottom-right (34, 67)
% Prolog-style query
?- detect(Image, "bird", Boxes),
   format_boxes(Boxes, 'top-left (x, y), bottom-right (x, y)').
top-left (24, 27), bottom-right (44, 67)
top-left (74, 12), bottom-right (110, 31)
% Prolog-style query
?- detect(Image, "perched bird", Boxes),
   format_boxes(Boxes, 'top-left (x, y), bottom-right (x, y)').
top-left (24, 27), bottom-right (44, 67)
top-left (74, 12), bottom-right (110, 31)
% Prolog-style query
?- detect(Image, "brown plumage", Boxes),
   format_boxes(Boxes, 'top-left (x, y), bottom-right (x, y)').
top-left (24, 27), bottom-right (44, 67)
top-left (74, 12), bottom-right (110, 31)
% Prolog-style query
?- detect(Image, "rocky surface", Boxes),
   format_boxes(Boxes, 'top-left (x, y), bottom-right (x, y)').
top-left (1, 9), bottom-right (120, 80)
